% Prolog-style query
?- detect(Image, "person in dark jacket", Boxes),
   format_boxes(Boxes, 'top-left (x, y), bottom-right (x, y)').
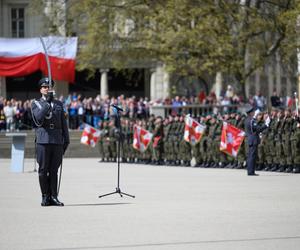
top-left (31, 78), bottom-right (69, 206)
top-left (244, 105), bottom-right (269, 176)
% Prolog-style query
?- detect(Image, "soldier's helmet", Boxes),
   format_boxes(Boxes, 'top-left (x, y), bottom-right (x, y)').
top-left (38, 77), bottom-right (55, 89)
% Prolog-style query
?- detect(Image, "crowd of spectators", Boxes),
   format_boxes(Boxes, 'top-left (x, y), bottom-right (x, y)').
top-left (0, 85), bottom-right (296, 132)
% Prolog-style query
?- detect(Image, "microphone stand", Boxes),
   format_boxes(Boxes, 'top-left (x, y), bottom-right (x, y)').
top-left (99, 106), bottom-right (135, 198)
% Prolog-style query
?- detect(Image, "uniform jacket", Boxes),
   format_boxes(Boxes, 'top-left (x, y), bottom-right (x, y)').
top-left (244, 115), bottom-right (267, 146)
top-left (31, 97), bottom-right (69, 145)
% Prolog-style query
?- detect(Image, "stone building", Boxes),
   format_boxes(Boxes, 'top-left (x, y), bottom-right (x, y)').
top-left (0, 0), bottom-right (298, 103)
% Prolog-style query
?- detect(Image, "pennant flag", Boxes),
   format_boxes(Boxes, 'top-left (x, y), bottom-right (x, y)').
top-left (133, 125), bottom-right (153, 152)
top-left (220, 122), bottom-right (245, 157)
top-left (80, 124), bottom-right (101, 147)
top-left (184, 115), bottom-right (206, 145)
top-left (0, 36), bottom-right (77, 82)
top-left (153, 136), bottom-right (161, 148)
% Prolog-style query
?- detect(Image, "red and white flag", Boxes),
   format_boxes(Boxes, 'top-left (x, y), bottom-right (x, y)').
top-left (0, 36), bottom-right (77, 82)
top-left (220, 122), bottom-right (245, 157)
top-left (133, 125), bottom-right (153, 152)
top-left (80, 124), bottom-right (101, 147)
top-left (184, 115), bottom-right (206, 145)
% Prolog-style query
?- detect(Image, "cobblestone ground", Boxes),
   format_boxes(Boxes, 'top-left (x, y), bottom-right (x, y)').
top-left (1, 158), bottom-right (300, 250)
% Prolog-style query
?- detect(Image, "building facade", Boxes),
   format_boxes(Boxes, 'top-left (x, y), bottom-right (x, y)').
top-left (0, 0), bottom-right (298, 104)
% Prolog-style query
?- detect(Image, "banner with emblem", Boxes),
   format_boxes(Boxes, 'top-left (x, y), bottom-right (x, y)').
top-left (184, 115), bottom-right (206, 145)
top-left (80, 123), bottom-right (101, 147)
top-left (220, 122), bottom-right (245, 157)
top-left (133, 125), bottom-right (153, 152)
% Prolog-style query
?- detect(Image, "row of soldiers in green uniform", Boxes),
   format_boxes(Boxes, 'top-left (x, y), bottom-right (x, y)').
top-left (98, 107), bottom-right (300, 173)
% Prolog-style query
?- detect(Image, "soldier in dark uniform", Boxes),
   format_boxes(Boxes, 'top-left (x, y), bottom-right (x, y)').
top-left (31, 78), bottom-right (69, 206)
top-left (244, 106), bottom-right (269, 176)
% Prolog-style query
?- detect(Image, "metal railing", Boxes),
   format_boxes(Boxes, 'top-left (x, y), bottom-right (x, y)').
top-left (150, 104), bottom-right (243, 118)
top-left (0, 104), bottom-right (247, 132)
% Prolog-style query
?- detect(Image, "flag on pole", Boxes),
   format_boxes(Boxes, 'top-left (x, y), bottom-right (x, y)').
top-left (220, 122), bottom-right (245, 157)
top-left (133, 125), bottom-right (153, 152)
top-left (0, 36), bottom-right (77, 82)
top-left (153, 136), bottom-right (161, 148)
top-left (184, 115), bottom-right (206, 145)
top-left (80, 124), bottom-right (101, 147)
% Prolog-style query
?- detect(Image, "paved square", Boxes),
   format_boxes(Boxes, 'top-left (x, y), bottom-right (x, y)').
top-left (1, 158), bottom-right (300, 250)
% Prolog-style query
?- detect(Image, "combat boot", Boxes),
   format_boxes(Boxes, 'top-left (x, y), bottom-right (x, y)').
top-left (200, 161), bottom-right (206, 167)
top-left (270, 164), bottom-right (279, 171)
top-left (236, 162), bottom-right (243, 169)
top-left (256, 163), bottom-right (262, 171)
top-left (264, 164), bottom-right (272, 171)
top-left (185, 161), bottom-right (191, 167)
top-left (232, 161), bottom-right (238, 169)
top-left (195, 161), bottom-right (201, 167)
top-left (278, 165), bottom-right (286, 172)
top-left (286, 165), bottom-right (293, 173)
top-left (293, 164), bottom-right (300, 173)
top-left (204, 161), bottom-right (210, 168)
top-left (225, 162), bottom-right (232, 168)
top-left (210, 162), bottom-right (217, 168)
top-left (219, 162), bottom-right (225, 168)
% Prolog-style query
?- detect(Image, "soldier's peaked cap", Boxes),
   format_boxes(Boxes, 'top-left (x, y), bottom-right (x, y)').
top-left (245, 105), bottom-right (255, 114)
top-left (38, 77), bottom-right (55, 89)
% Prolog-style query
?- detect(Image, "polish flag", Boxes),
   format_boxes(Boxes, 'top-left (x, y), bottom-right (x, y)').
top-left (220, 122), bottom-right (245, 157)
top-left (184, 115), bottom-right (206, 145)
top-left (133, 125), bottom-right (153, 152)
top-left (0, 36), bottom-right (77, 82)
top-left (80, 124), bottom-right (101, 147)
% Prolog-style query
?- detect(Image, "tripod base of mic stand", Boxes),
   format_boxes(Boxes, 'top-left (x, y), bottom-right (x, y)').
top-left (99, 187), bottom-right (135, 198)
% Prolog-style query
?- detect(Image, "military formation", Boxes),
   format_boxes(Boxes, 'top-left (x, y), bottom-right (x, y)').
top-left (97, 107), bottom-right (300, 174)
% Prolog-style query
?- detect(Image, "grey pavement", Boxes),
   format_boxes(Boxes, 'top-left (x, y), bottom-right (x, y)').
top-left (1, 158), bottom-right (300, 250)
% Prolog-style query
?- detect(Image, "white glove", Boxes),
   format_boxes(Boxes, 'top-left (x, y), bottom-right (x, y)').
top-left (253, 109), bottom-right (260, 118)
top-left (265, 116), bottom-right (271, 127)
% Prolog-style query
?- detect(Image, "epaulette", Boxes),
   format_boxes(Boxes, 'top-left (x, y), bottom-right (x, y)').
top-left (32, 99), bottom-right (42, 110)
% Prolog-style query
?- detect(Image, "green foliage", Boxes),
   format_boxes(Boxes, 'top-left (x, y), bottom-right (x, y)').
top-left (30, 0), bottom-right (300, 93)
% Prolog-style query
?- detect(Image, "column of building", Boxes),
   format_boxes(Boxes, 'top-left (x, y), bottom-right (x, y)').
top-left (0, 77), bottom-right (6, 98)
top-left (100, 69), bottom-right (109, 98)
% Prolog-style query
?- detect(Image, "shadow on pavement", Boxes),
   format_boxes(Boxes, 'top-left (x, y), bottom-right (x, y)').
top-left (64, 202), bottom-right (132, 207)
top-left (40, 235), bottom-right (300, 250)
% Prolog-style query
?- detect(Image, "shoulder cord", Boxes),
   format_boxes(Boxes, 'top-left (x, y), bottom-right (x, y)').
top-left (250, 118), bottom-right (254, 135)
top-left (30, 100), bottom-right (53, 127)
top-left (31, 100), bottom-right (43, 127)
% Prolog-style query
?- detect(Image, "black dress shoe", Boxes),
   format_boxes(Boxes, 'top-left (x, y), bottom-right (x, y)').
top-left (41, 195), bottom-right (50, 206)
top-left (49, 196), bottom-right (64, 206)
top-left (248, 173), bottom-right (259, 176)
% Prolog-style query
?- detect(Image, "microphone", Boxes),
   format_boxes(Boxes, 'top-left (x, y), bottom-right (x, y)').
top-left (111, 104), bottom-right (123, 112)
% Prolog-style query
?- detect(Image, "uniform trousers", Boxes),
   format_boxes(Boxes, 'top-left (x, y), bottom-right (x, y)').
top-left (37, 144), bottom-right (63, 196)
top-left (247, 144), bottom-right (258, 175)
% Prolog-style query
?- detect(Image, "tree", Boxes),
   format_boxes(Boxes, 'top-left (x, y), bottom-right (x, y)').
top-left (30, 0), bottom-right (300, 97)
